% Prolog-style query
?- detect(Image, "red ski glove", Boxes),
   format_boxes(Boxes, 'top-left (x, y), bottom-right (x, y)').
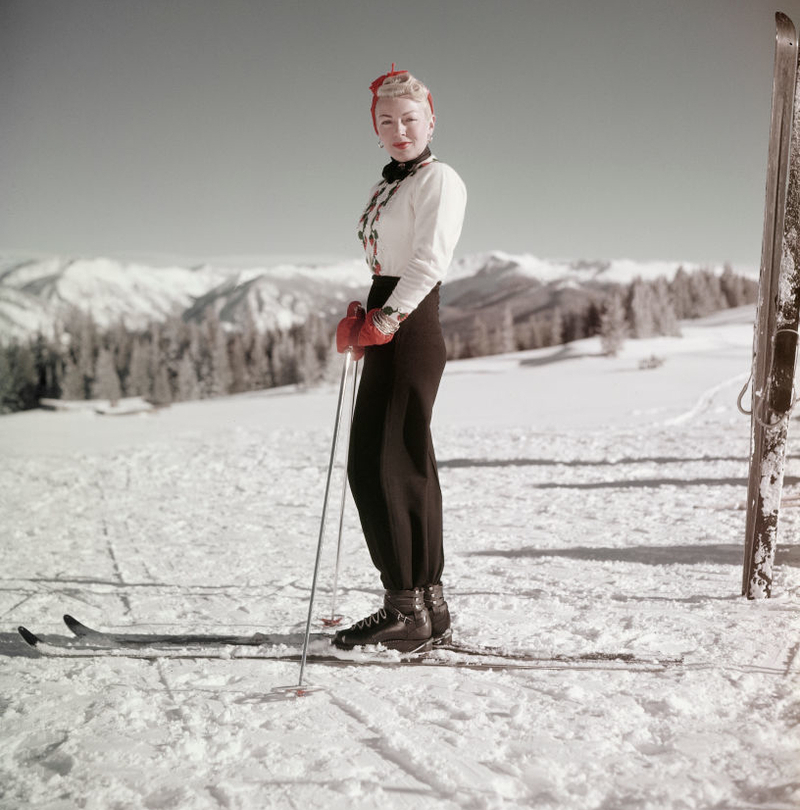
top-left (336, 301), bottom-right (365, 360)
top-left (357, 308), bottom-right (399, 348)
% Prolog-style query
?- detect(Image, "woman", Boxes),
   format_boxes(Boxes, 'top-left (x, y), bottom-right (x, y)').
top-left (333, 66), bottom-right (467, 653)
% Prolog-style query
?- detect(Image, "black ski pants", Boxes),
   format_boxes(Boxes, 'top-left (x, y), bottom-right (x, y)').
top-left (347, 276), bottom-right (446, 591)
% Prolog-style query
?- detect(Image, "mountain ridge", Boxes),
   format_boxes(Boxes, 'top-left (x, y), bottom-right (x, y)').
top-left (0, 252), bottom-right (752, 342)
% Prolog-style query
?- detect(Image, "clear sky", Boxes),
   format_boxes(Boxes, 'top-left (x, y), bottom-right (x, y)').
top-left (2, 0), bottom-right (799, 268)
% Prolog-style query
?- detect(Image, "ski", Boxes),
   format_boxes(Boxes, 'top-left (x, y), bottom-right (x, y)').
top-left (16, 618), bottom-right (683, 671)
top-left (63, 614), bottom-right (275, 647)
top-left (62, 613), bottom-right (680, 665)
top-left (63, 614), bottom-right (682, 665)
top-left (743, 12), bottom-right (800, 598)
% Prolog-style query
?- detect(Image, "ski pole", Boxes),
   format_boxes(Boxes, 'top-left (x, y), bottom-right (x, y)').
top-left (296, 350), bottom-right (353, 690)
top-left (326, 356), bottom-right (359, 626)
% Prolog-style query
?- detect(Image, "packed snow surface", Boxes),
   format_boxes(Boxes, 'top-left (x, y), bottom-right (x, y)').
top-left (1, 305), bottom-right (799, 810)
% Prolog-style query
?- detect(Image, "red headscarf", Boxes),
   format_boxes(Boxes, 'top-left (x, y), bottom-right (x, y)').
top-left (369, 64), bottom-right (435, 134)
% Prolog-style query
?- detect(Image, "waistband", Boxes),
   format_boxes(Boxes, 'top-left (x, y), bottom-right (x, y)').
top-left (371, 275), bottom-right (441, 289)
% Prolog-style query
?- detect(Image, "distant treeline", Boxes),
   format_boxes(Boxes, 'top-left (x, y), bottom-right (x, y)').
top-left (0, 266), bottom-right (757, 413)
top-left (444, 265), bottom-right (757, 359)
top-left (0, 310), bottom-right (334, 414)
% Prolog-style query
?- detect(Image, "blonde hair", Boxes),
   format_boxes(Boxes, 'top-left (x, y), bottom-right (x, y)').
top-left (376, 71), bottom-right (430, 105)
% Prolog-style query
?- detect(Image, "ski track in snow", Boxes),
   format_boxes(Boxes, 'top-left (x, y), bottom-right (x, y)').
top-left (1, 313), bottom-right (799, 810)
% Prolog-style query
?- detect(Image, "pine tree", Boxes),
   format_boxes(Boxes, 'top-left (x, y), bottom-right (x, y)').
top-left (298, 335), bottom-right (323, 385)
top-left (720, 264), bottom-right (750, 308)
top-left (585, 301), bottom-right (602, 337)
top-left (494, 306), bottom-right (516, 354)
top-left (31, 332), bottom-right (61, 401)
top-left (304, 314), bottom-right (332, 372)
top-left (687, 269), bottom-right (726, 318)
top-left (109, 319), bottom-right (132, 393)
top-left (210, 328), bottom-right (233, 397)
top-left (151, 362), bottom-right (172, 405)
top-left (651, 277), bottom-right (680, 336)
top-left (229, 333), bottom-right (250, 393)
top-left (15, 343), bottom-right (39, 408)
top-left (670, 267), bottom-right (694, 319)
top-left (526, 315), bottom-right (546, 349)
top-left (468, 315), bottom-right (491, 357)
top-left (248, 328), bottom-right (273, 390)
top-left (548, 308), bottom-right (564, 346)
top-left (0, 342), bottom-right (40, 410)
top-left (627, 278), bottom-right (657, 338)
top-left (294, 316), bottom-right (329, 387)
top-left (127, 337), bottom-right (152, 398)
top-left (561, 310), bottom-right (581, 344)
top-left (60, 353), bottom-right (86, 400)
top-left (203, 310), bottom-right (232, 397)
top-left (271, 331), bottom-right (298, 386)
top-left (599, 294), bottom-right (628, 356)
top-left (175, 352), bottom-right (201, 401)
top-left (91, 347), bottom-right (122, 402)
top-left (184, 321), bottom-right (205, 394)
top-left (162, 317), bottom-right (190, 395)
top-left (445, 331), bottom-right (464, 360)
top-left (0, 345), bottom-right (13, 412)
top-left (77, 311), bottom-right (97, 395)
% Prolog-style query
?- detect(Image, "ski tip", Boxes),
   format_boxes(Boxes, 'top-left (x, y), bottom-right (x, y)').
top-left (63, 614), bottom-right (93, 638)
top-left (776, 12), bottom-right (797, 41)
top-left (63, 614), bottom-right (80, 631)
top-left (17, 626), bottom-right (40, 647)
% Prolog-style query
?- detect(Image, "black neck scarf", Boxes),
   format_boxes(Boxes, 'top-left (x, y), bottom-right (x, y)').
top-left (381, 146), bottom-right (432, 183)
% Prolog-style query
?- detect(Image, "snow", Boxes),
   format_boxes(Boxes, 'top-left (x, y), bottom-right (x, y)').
top-left (1, 304), bottom-right (799, 810)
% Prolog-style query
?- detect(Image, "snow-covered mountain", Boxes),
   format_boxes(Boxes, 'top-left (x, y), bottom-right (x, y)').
top-left (0, 252), bottom-right (750, 341)
top-left (447, 251), bottom-right (721, 285)
top-left (0, 255), bottom-right (367, 340)
top-left (441, 252), bottom-right (747, 333)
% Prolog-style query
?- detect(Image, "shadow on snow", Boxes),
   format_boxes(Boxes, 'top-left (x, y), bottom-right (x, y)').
top-left (439, 456), bottom-right (752, 468)
top-left (467, 543), bottom-right (800, 568)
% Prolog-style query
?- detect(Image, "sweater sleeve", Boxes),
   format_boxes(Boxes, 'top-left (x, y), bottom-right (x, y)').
top-left (380, 162), bottom-right (467, 323)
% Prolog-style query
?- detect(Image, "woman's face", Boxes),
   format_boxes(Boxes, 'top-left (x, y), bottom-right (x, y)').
top-left (375, 96), bottom-right (434, 163)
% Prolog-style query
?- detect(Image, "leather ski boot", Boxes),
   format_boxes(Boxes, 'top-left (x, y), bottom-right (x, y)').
top-left (424, 583), bottom-right (452, 644)
top-left (333, 588), bottom-right (432, 652)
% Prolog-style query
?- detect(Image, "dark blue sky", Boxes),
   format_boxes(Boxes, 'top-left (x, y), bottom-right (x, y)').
top-left (2, 0), bottom-right (799, 267)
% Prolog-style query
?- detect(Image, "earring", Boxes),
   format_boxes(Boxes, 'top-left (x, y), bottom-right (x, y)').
top-left (378, 139), bottom-right (384, 148)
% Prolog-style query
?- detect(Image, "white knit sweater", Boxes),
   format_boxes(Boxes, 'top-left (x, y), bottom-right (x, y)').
top-left (357, 157), bottom-right (467, 323)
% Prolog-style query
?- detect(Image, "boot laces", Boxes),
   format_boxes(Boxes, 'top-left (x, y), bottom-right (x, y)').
top-left (353, 607), bottom-right (388, 630)
top-left (353, 604), bottom-right (413, 630)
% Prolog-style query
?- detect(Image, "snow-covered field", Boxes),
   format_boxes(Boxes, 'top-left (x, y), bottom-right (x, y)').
top-left (1, 305), bottom-right (798, 810)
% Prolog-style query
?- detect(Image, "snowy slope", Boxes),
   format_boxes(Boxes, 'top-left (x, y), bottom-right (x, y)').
top-left (1, 305), bottom-right (798, 810)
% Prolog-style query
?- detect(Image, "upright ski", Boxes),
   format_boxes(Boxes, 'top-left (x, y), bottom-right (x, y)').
top-left (743, 12), bottom-right (800, 598)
